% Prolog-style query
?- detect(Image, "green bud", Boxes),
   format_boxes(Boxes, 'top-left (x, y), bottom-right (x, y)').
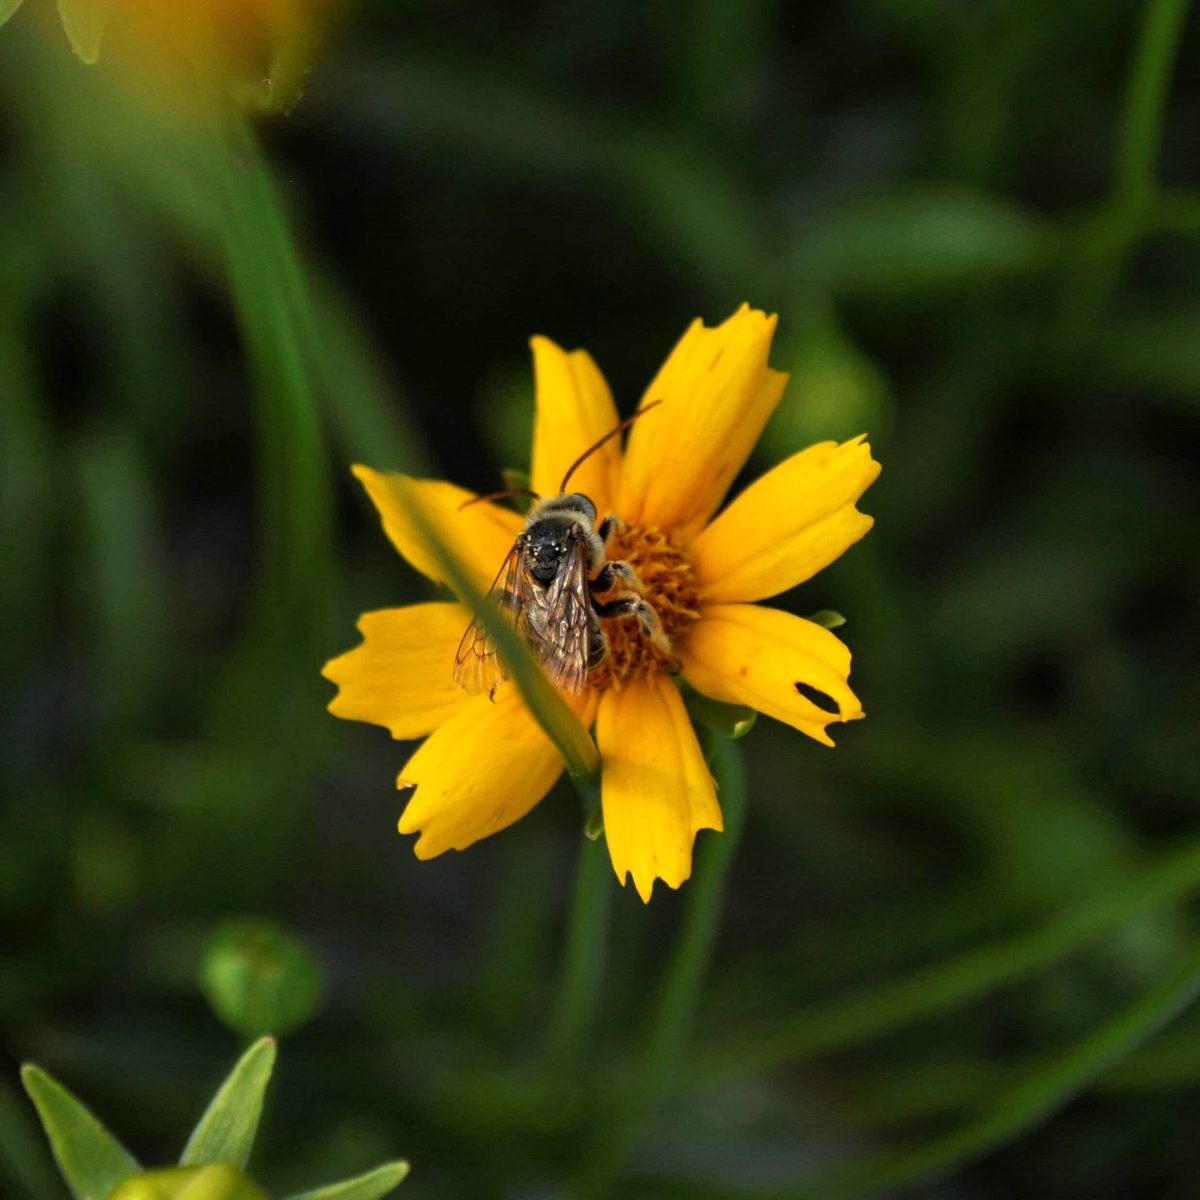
top-left (108, 1164), bottom-right (268, 1200)
top-left (199, 919), bottom-right (325, 1039)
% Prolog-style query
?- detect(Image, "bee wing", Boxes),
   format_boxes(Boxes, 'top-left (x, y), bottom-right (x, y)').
top-left (526, 532), bottom-right (593, 696)
top-left (453, 545), bottom-right (524, 696)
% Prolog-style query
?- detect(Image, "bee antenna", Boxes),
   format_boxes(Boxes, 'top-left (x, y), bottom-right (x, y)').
top-left (559, 400), bottom-right (662, 493)
top-left (458, 487), bottom-right (541, 512)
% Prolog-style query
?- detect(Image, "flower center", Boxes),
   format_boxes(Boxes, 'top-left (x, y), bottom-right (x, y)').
top-left (589, 524), bottom-right (700, 690)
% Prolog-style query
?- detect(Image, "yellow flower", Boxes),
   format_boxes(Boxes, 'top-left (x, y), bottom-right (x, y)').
top-left (323, 305), bottom-right (881, 902)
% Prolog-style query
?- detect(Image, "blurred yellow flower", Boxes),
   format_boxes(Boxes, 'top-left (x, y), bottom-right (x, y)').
top-left (323, 305), bottom-right (881, 902)
top-left (8, 0), bottom-right (339, 111)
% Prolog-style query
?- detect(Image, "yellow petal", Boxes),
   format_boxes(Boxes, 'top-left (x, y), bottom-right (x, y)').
top-left (678, 604), bottom-right (863, 746)
top-left (352, 466), bottom-right (522, 596)
top-left (529, 336), bottom-right (621, 511)
top-left (596, 676), bottom-right (722, 903)
top-left (397, 687), bottom-right (597, 859)
top-left (617, 305), bottom-right (788, 543)
top-left (322, 603), bottom-right (471, 740)
top-left (691, 436), bottom-right (881, 603)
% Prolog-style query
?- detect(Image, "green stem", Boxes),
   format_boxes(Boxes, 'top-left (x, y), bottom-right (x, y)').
top-left (690, 833), bottom-right (1200, 1087)
top-left (1052, 0), bottom-right (1192, 355)
top-left (1115, 0), bottom-right (1193, 212)
top-left (544, 835), bottom-right (614, 1067)
top-left (579, 736), bottom-right (747, 1196)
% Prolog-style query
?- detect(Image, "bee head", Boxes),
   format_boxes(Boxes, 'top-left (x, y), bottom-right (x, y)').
top-left (521, 513), bottom-right (577, 584)
top-left (538, 492), bottom-right (596, 525)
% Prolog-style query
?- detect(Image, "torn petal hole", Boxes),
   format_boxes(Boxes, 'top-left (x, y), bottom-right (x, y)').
top-left (794, 681), bottom-right (840, 715)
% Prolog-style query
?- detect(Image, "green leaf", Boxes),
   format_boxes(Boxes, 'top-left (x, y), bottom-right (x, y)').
top-left (199, 919), bottom-right (325, 1039)
top-left (791, 187), bottom-right (1047, 297)
top-left (285, 1161), bottom-right (411, 1200)
top-left (55, 0), bottom-right (113, 64)
top-left (109, 1164), bottom-right (269, 1200)
top-left (20, 1064), bottom-right (140, 1200)
top-left (180, 1038), bottom-right (276, 1170)
top-left (806, 610), bottom-right (846, 630)
top-left (0, 0), bottom-right (25, 30)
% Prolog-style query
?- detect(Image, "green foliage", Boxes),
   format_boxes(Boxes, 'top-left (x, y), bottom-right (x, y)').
top-left (805, 610), bottom-right (846, 630)
top-left (791, 187), bottom-right (1048, 298)
top-left (2, 0), bottom-right (1200, 1197)
top-left (20, 1065), bottom-right (140, 1200)
top-left (181, 1038), bottom-right (276, 1170)
top-left (199, 922), bottom-right (325, 1040)
top-left (284, 1162), bottom-right (411, 1200)
top-left (22, 1042), bottom-right (406, 1200)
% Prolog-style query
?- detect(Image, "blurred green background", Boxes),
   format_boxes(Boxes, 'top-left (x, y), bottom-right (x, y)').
top-left (3, 0), bottom-right (1200, 1196)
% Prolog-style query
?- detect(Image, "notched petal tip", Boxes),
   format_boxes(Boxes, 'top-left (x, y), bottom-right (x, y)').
top-left (618, 304), bottom-right (789, 538)
top-left (394, 692), bottom-right (568, 860)
top-left (793, 681), bottom-right (841, 715)
top-left (597, 678), bottom-right (722, 904)
top-left (680, 605), bottom-right (864, 746)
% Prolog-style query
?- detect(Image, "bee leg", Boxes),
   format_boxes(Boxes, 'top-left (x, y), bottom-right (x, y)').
top-left (597, 513), bottom-right (624, 543)
top-left (587, 608), bottom-right (609, 669)
top-left (592, 559), bottom-right (643, 594)
top-left (595, 593), bottom-right (673, 657)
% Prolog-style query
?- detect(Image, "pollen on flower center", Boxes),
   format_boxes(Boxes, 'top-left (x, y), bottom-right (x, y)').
top-left (589, 524), bottom-right (699, 691)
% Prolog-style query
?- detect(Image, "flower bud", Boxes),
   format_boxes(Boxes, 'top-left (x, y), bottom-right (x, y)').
top-left (199, 918), bottom-right (325, 1039)
top-left (108, 1163), bottom-right (269, 1200)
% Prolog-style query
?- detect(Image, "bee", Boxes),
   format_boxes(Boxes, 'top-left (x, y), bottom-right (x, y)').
top-left (454, 403), bottom-right (669, 698)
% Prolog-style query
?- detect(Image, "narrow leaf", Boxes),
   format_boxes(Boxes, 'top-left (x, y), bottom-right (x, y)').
top-left (21, 1064), bottom-right (140, 1200)
top-left (396, 482), bottom-right (600, 788)
top-left (0, 0), bottom-right (26, 30)
top-left (55, 0), bottom-right (113, 64)
top-left (793, 944), bottom-right (1200, 1199)
top-left (693, 834), bottom-right (1200, 1086)
top-left (285, 1161), bottom-right (410, 1200)
top-left (180, 1038), bottom-right (276, 1170)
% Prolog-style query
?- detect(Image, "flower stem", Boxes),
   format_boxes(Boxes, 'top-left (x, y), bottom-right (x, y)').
top-left (544, 835), bottom-right (614, 1068)
top-left (578, 735), bottom-right (746, 1197)
top-left (1114, 0), bottom-right (1193, 213)
top-left (1052, 0), bottom-right (1192, 355)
